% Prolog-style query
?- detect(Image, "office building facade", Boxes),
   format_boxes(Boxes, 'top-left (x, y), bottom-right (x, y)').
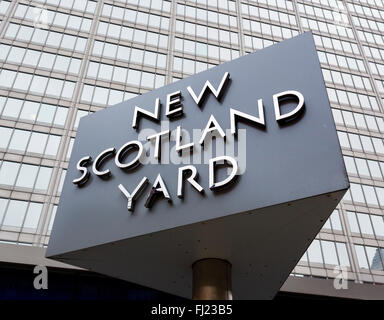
top-left (0, 0), bottom-right (383, 299)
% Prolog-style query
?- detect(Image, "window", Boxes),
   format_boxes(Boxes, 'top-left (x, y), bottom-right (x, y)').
top-left (58, 170), bottom-right (67, 193)
top-left (0, 97), bottom-right (67, 127)
top-left (101, 4), bottom-right (170, 30)
top-left (74, 109), bottom-right (92, 128)
top-left (242, 3), bottom-right (297, 27)
top-left (177, 4), bottom-right (237, 28)
top-left (307, 239), bottom-right (323, 263)
top-left (304, 239), bottom-right (350, 267)
top-left (364, 44), bottom-right (384, 61)
top-left (173, 56), bottom-right (216, 75)
top-left (344, 156), bottom-right (384, 181)
top-left (346, 183), bottom-right (384, 207)
top-left (14, 4), bottom-right (92, 33)
top-left (322, 241), bottom-right (339, 265)
top-left (5, 23), bottom-right (87, 52)
top-left (0, 126), bottom-right (61, 157)
top-left (2, 200), bottom-right (28, 228)
top-left (86, 61), bottom-right (165, 89)
top-left (248, 0), bottom-right (294, 11)
top-left (318, 50), bottom-right (366, 73)
top-left (66, 138), bottom-right (75, 159)
top-left (337, 131), bottom-right (384, 156)
top-left (0, 1), bottom-right (10, 15)
top-left (96, 22), bottom-right (168, 49)
top-left (0, 69), bottom-right (75, 100)
top-left (0, 162), bottom-right (19, 186)
top-left (328, 88), bottom-right (379, 111)
top-left (174, 37), bottom-right (239, 61)
top-left (0, 161), bottom-right (52, 192)
top-left (0, 198), bottom-right (43, 231)
top-left (302, 17), bottom-right (354, 39)
top-left (355, 245), bottom-right (384, 271)
top-left (175, 20), bottom-right (239, 45)
top-left (322, 68), bottom-right (372, 92)
top-left (314, 34), bottom-right (360, 55)
top-left (357, 27), bottom-right (384, 46)
top-left (244, 35), bottom-right (276, 51)
top-left (243, 18), bottom-right (298, 39)
top-left (0, 44), bottom-right (82, 75)
top-left (23, 202), bottom-right (43, 230)
top-left (47, 205), bottom-right (57, 232)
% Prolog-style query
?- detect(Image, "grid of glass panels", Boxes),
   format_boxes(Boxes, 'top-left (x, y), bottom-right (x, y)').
top-left (294, 0), bottom-right (384, 284)
top-left (0, 0), bottom-right (383, 287)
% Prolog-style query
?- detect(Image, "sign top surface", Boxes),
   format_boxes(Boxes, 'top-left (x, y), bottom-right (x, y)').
top-left (47, 32), bottom-right (348, 259)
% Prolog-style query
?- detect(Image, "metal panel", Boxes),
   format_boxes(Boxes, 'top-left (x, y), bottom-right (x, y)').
top-left (46, 32), bottom-right (349, 299)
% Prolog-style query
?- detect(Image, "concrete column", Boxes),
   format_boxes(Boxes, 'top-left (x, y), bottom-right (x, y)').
top-left (192, 258), bottom-right (232, 300)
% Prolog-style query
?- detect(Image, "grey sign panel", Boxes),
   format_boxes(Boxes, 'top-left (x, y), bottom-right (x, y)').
top-left (46, 32), bottom-right (349, 299)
